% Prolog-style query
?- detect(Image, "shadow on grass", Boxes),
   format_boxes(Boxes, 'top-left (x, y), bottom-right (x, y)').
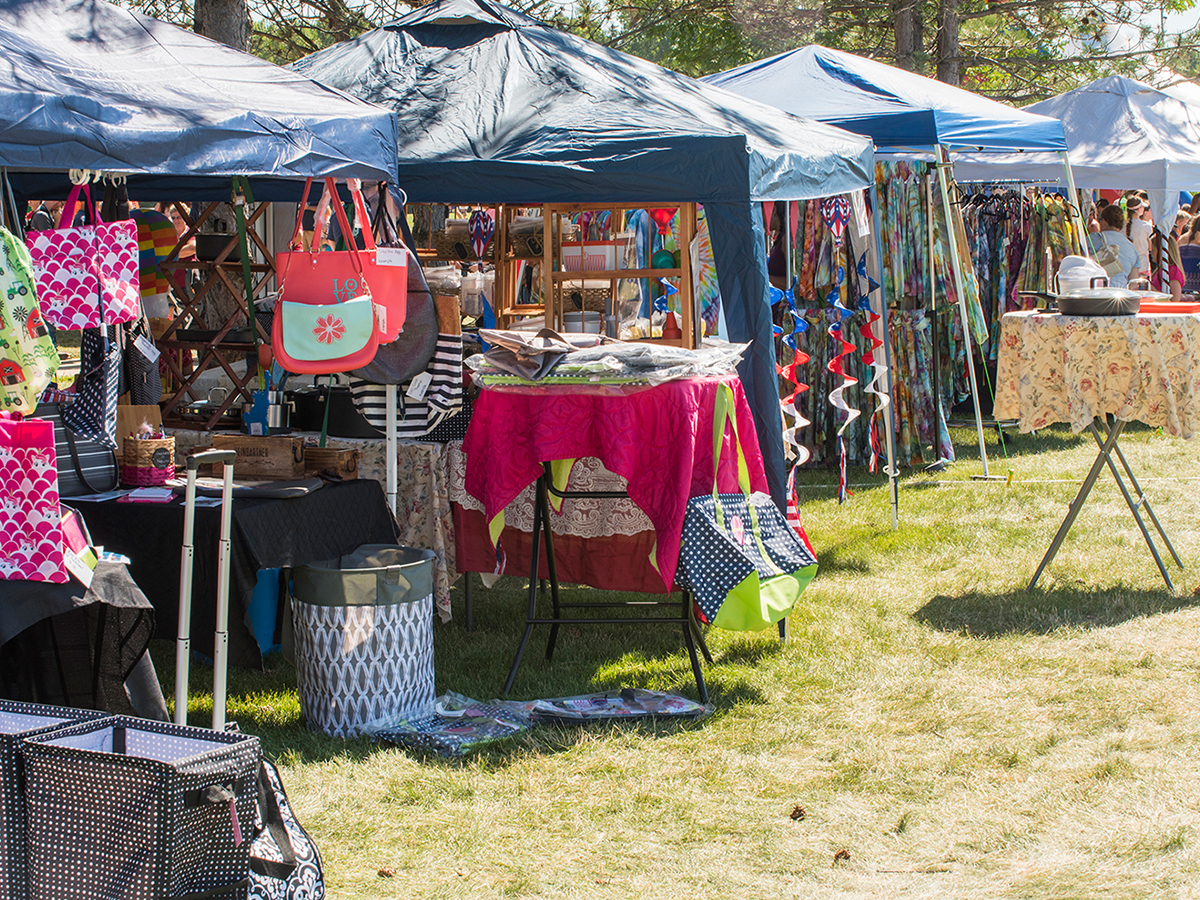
top-left (913, 583), bottom-right (1200, 637)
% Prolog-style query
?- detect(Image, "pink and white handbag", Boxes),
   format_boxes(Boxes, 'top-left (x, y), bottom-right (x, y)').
top-left (25, 183), bottom-right (140, 330)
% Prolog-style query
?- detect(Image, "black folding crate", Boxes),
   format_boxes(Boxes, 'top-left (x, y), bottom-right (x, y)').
top-left (21, 716), bottom-right (260, 900)
top-left (0, 701), bottom-right (106, 900)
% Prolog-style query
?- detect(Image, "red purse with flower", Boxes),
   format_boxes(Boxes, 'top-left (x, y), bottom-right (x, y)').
top-left (271, 179), bottom-right (380, 375)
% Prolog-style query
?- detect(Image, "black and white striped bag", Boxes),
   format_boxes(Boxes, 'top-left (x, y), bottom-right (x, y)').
top-left (349, 333), bottom-right (463, 441)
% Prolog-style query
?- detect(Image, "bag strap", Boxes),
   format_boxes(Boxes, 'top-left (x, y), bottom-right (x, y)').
top-left (289, 177), bottom-right (314, 250)
top-left (709, 381), bottom-right (752, 504)
top-left (347, 179), bottom-right (377, 253)
top-left (249, 760), bottom-right (299, 881)
top-left (61, 407), bottom-right (119, 493)
top-left (58, 182), bottom-right (97, 229)
top-left (325, 178), bottom-right (369, 279)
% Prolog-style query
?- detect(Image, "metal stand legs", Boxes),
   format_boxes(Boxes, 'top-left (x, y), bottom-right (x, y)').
top-left (1029, 417), bottom-right (1183, 591)
top-left (502, 464), bottom-right (710, 702)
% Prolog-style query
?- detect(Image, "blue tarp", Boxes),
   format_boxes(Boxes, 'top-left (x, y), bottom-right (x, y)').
top-left (705, 45), bottom-right (1067, 152)
top-left (293, 0), bottom-right (875, 506)
top-left (0, 0), bottom-right (400, 199)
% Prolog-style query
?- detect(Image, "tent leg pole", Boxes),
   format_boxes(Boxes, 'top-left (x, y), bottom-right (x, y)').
top-left (1060, 151), bottom-right (1087, 256)
top-left (870, 185), bottom-right (898, 530)
top-left (386, 384), bottom-right (398, 516)
top-left (936, 145), bottom-right (990, 479)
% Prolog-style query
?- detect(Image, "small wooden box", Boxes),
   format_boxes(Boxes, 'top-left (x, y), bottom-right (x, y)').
top-left (209, 435), bottom-right (305, 480)
top-left (303, 447), bottom-right (358, 480)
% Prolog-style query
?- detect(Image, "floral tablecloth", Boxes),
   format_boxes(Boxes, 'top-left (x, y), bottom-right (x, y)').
top-left (994, 311), bottom-right (1200, 438)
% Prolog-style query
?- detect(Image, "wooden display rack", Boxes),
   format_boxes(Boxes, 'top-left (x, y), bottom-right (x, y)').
top-left (539, 202), bottom-right (697, 347)
top-left (409, 201), bottom-right (699, 348)
top-left (157, 200), bottom-right (275, 430)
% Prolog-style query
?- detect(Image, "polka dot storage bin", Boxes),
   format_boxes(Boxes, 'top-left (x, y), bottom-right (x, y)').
top-left (21, 716), bottom-right (260, 900)
top-left (0, 702), bottom-right (106, 900)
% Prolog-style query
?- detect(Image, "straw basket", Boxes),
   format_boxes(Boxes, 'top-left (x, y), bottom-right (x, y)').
top-left (431, 231), bottom-right (494, 262)
top-left (566, 286), bottom-right (610, 313)
top-left (120, 436), bottom-right (175, 486)
top-left (507, 230), bottom-right (561, 259)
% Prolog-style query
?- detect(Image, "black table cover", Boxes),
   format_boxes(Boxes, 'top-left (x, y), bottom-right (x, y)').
top-left (0, 563), bottom-right (154, 712)
top-left (80, 479), bottom-right (401, 668)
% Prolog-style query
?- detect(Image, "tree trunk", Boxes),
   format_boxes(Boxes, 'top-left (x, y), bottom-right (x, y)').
top-left (892, 0), bottom-right (922, 72)
top-left (936, 0), bottom-right (960, 85)
top-left (194, 0), bottom-right (249, 51)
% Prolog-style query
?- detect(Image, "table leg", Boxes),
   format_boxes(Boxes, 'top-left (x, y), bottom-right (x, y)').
top-left (687, 595), bottom-right (714, 665)
top-left (1089, 421), bottom-right (1178, 591)
top-left (463, 572), bottom-right (474, 633)
top-left (1093, 421), bottom-right (1185, 570)
top-left (681, 595), bottom-right (709, 705)
top-left (541, 480), bottom-right (564, 661)
top-left (503, 479), bottom-right (543, 695)
top-left (1029, 418), bottom-right (1125, 590)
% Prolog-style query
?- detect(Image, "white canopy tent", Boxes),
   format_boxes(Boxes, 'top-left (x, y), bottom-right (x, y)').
top-left (954, 75), bottom-right (1200, 231)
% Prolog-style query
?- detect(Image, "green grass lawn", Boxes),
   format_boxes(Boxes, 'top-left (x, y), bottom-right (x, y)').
top-left (160, 421), bottom-right (1200, 899)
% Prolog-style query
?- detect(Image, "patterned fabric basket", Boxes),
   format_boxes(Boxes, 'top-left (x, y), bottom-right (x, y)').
top-left (22, 716), bottom-right (260, 900)
top-left (120, 436), bottom-right (175, 486)
top-left (292, 545), bottom-right (436, 738)
top-left (0, 702), bottom-right (106, 900)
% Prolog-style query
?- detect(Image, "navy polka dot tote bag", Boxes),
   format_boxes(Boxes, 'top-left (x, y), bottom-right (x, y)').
top-left (675, 383), bottom-right (817, 631)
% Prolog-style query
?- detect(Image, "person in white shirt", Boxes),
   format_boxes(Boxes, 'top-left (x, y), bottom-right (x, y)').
top-left (1125, 194), bottom-right (1152, 276)
top-left (1088, 204), bottom-right (1139, 288)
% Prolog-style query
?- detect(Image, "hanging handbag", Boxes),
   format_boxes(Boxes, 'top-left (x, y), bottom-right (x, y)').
top-left (0, 413), bottom-right (68, 583)
top-left (248, 758), bottom-right (325, 900)
top-left (60, 317), bottom-right (121, 452)
top-left (125, 316), bottom-right (163, 406)
top-left (25, 183), bottom-right (140, 330)
top-left (675, 382), bottom-right (818, 631)
top-left (272, 183), bottom-right (381, 375)
top-left (0, 227), bottom-right (59, 415)
top-left (348, 245), bottom-right (438, 384)
top-left (275, 178), bottom-right (407, 343)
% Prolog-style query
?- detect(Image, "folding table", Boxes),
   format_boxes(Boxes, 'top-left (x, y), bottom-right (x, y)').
top-left (994, 309), bottom-right (1200, 589)
top-left (461, 375), bottom-right (768, 700)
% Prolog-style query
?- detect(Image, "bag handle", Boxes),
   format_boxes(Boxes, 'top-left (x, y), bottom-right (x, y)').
top-left (708, 382), bottom-right (782, 574)
top-left (288, 177), bottom-right (315, 251)
top-left (58, 182), bottom-right (98, 229)
top-left (249, 761), bottom-right (299, 881)
top-left (709, 381), bottom-right (752, 503)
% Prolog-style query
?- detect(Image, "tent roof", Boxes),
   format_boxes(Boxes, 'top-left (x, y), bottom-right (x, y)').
top-left (0, 0), bottom-right (399, 198)
top-left (703, 45), bottom-right (1067, 153)
top-left (952, 75), bottom-right (1200, 225)
top-left (291, 0), bottom-right (874, 203)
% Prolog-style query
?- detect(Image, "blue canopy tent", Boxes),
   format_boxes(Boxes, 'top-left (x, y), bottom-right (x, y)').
top-left (0, 0), bottom-right (400, 200)
top-left (706, 46), bottom-right (1073, 495)
top-left (292, 0), bottom-right (876, 509)
top-left (704, 44), bottom-right (1068, 154)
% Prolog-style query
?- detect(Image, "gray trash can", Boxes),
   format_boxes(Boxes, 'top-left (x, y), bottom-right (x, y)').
top-left (292, 545), bottom-right (436, 738)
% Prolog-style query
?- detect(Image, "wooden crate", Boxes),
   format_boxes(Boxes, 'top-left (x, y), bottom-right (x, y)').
top-left (303, 447), bottom-right (359, 480)
top-left (209, 435), bottom-right (305, 480)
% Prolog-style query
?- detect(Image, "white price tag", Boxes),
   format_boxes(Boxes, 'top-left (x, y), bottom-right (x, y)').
top-left (134, 333), bottom-right (161, 363)
top-left (406, 371), bottom-right (433, 401)
top-left (62, 548), bottom-right (95, 587)
top-left (376, 247), bottom-right (407, 267)
top-left (373, 301), bottom-right (387, 336)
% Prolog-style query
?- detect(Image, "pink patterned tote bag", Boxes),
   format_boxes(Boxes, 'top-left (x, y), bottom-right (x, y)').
top-left (25, 184), bottom-right (139, 330)
top-left (0, 414), bottom-right (66, 583)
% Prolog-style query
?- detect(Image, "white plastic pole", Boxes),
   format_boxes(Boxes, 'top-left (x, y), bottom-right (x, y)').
top-left (868, 186), bottom-right (898, 530)
top-left (935, 145), bottom-right (990, 478)
top-left (174, 469), bottom-right (198, 726)
top-left (211, 461), bottom-right (235, 732)
top-left (386, 383), bottom-right (398, 515)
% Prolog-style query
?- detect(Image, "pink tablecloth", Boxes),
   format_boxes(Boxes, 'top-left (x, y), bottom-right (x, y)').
top-left (461, 376), bottom-right (768, 590)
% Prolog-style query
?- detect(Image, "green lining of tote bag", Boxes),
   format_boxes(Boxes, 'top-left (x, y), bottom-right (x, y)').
top-left (706, 382), bottom-right (817, 632)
